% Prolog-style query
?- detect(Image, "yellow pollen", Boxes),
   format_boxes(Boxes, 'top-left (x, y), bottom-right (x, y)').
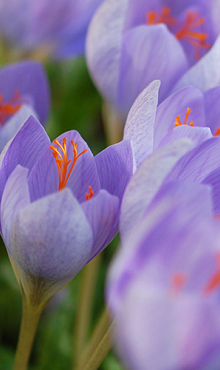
top-left (174, 107), bottom-right (194, 127)
top-left (0, 89), bottom-right (22, 125)
top-left (85, 186), bottom-right (94, 201)
top-left (175, 11), bottom-right (210, 59)
top-left (50, 138), bottom-right (87, 191)
top-left (146, 6), bottom-right (177, 26)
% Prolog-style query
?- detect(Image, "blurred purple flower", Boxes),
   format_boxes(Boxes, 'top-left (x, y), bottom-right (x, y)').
top-left (0, 61), bottom-right (50, 152)
top-left (0, 116), bottom-right (133, 303)
top-left (108, 180), bottom-right (220, 370)
top-left (87, 0), bottom-right (220, 115)
top-left (0, 0), bottom-right (103, 58)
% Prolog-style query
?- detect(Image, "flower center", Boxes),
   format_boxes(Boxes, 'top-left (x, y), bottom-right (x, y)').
top-left (175, 11), bottom-right (210, 60)
top-left (0, 90), bottom-right (22, 125)
top-left (174, 107), bottom-right (194, 127)
top-left (146, 7), bottom-right (210, 59)
top-left (50, 138), bottom-right (87, 191)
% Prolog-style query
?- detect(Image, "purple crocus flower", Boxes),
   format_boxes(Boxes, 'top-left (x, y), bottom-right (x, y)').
top-left (0, 115), bottom-right (133, 303)
top-left (108, 180), bottom-right (220, 370)
top-left (0, 61), bottom-right (50, 152)
top-left (123, 79), bottom-right (220, 170)
top-left (0, 0), bottom-right (103, 58)
top-left (86, 0), bottom-right (220, 116)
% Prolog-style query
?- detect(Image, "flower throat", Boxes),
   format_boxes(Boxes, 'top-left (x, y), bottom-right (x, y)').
top-left (146, 6), bottom-right (210, 59)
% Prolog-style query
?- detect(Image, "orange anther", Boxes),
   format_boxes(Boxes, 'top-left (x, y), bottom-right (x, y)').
top-left (50, 138), bottom-right (87, 191)
top-left (146, 6), bottom-right (177, 26)
top-left (0, 90), bottom-right (22, 125)
top-left (85, 186), bottom-right (94, 201)
top-left (175, 11), bottom-right (210, 59)
top-left (174, 107), bottom-right (194, 127)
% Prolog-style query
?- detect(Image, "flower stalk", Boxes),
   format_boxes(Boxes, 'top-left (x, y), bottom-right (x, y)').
top-left (77, 320), bottom-right (115, 370)
top-left (13, 293), bottom-right (44, 370)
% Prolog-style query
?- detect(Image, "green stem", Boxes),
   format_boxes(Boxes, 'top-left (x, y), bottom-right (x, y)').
top-left (78, 320), bottom-right (115, 370)
top-left (77, 308), bottom-right (111, 369)
top-left (102, 102), bottom-right (125, 145)
top-left (13, 295), bottom-right (44, 370)
top-left (74, 254), bottom-right (101, 368)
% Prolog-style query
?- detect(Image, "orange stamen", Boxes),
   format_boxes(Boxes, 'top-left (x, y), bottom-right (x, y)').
top-left (170, 272), bottom-right (187, 294)
top-left (175, 11), bottom-right (210, 59)
top-left (214, 128), bottom-right (220, 137)
top-left (85, 186), bottom-right (94, 201)
top-left (0, 89), bottom-right (22, 125)
top-left (50, 138), bottom-right (87, 191)
top-left (174, 107), bottom-right (194, 127)
top-left (146, 6), bottom-right (177, 26)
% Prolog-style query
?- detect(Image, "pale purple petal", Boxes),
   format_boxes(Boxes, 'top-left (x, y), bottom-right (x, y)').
top-left (165, 137), bottom-right (220, 183)
top-left (81, 190), bottom-right (119, 260)
top-left (204, 86), bottom-right (220, 135)
top-left (86, 0), bottom-right (128, 105)
top-left (123, 80), bottom-right (160, 167)
top-left (0, 105), bottom-right (37, 152)
top-left (154, 86), bottom-right (205, 146)
top-left (0, 61), bottom-right (50, 124)
top-left (172, 35), bottom-right (220, 93)
top-left (1, 165), bottom-right (30, 253)
top-left (95, 140), bottom-right (134, 202)
top-left (115, 284), bottom-right (220, 370)
top-left (0, 116), bottom-right (50, 206)
top-left (203, 167), bottom-right (220, 215)
top-left (156, 126), bottom-right (213, 150)
top-left (10, 188), bottom-right (93, 301)
top-left (120, 138), bottom-right (193, 242)
top-left (117, 24), bottom-right (188, 112)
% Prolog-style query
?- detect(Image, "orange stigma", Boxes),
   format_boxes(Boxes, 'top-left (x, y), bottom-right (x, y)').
top-left (146, 6), bottom-right (177, 26)
top-left (50, 138), bottom-right (87, 191)
top-left (85, 186), bottom-right (94, 201)
top-left (175, 11), bottom-right (210, 59)
top-left (174, 107), bottom-right (194, 127)
top-left (0, 90), bottom-right (22, 125)
top-left (214, 128), bottom-right (220, 137)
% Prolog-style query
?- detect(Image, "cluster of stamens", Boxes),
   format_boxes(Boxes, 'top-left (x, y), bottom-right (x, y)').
top-left (0, 90), bottom-right (22, 125)
top-left (146, 6), bottom-right (210, 59)
top-left (174, 107), bottom-right (194, 127)
top-left (50, 138), bottom-right (93, 198)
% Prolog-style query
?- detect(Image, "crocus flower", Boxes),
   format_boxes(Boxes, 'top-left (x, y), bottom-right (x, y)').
top-left (107, 180), bottom-right (220, 370)
top-left (0, 61), bottom-right (50, 152)
top-left (0, 0), bottom-right (103, 58)
top-left (86, 0), bottom-right (220, 116)
top-left (123, 79), bottom-right (220, 169)
top-left (0, 115), bottom-right (134, 304)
